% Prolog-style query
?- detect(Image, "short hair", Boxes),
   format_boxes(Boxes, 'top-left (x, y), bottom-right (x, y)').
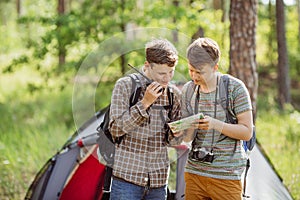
top-left (145, 38), bottom-right (178, 67)
top-left (187, 37), bottom-right (220, 69)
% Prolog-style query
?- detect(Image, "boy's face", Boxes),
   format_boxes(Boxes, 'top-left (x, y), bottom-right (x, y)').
top-left (188, 63), bottom-right (217, 85)
top-left (145, 62), bottom-right (175, 88)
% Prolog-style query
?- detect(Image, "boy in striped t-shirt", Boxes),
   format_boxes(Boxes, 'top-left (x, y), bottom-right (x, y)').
top-left (181, 37), bottom-right (253, 200)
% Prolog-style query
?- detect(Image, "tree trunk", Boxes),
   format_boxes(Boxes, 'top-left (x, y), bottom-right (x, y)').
top-left (191, 27), bottom-right (204, 43)
top-left (297, 0), bottom-right (300, 51)
top-left (213, 0), bottom-right (222, 10)
top-left (229, 0), bottom-right (258, 121)
top-left (57, 0), bottom-right (66, 68)
top-left (120, 0), bottom-right (126, 75)
top-left (221, 0), bottom-right (228, 22)
top-left (16, 0), bottom-right (21, 17)
top-left (172, 0), bottom-right (179, 43)
top-left (268, 0), bottom-right (276, 66)
top-left (276, 0), bottom-right (291, 109)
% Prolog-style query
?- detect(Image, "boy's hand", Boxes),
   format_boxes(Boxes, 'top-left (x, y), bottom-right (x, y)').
top-left (141, 82), bottom-right (163, 109)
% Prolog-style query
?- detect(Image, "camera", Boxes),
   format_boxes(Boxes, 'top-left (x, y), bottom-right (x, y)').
top-left (189, 147), bottom-right (215, 163)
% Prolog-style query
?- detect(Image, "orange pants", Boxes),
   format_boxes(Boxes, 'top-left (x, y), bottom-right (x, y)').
top-left (184, 172), bottom-right (242, 200)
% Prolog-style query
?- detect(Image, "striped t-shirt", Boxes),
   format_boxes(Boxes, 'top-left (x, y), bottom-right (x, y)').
top-left (181, 74), bottom-right (252, 180)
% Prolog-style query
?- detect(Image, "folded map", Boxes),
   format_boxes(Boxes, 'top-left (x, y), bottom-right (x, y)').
top-left (168, 113), bottom-right (204, 133)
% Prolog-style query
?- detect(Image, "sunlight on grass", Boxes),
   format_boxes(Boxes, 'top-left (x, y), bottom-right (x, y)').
top-left (256, 109), bottom-right (300, 200)
top-left (0, 79), bottom-right (76, 199)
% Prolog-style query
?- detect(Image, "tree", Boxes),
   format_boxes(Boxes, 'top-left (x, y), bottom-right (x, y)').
top-left (16, 0), bottom-right (21, 17)
top-left (276, 0), bottom-right (290, 109)
top-left (57, 0), bottom-right (66, 68)
top-left (297, 0), bottom-right (300, 51)
top-left (229, 0), bottom-right (258, 121)
top-left (268, 0), bottom-right (277, 67)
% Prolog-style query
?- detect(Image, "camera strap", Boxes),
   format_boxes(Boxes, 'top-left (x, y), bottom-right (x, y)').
top-left (193, 76), bottom-right (219, 153)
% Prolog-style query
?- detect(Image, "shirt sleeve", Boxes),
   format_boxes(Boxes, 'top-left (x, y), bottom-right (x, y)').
top-left (230, 78), bottom-right (252, 115)
top-left (109, 77), bottom-right (149, 138)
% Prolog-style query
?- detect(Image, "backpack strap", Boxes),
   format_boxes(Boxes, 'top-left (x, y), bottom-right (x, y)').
top-left (185, 81), bottom-right (197, 115)
top-left (165, 89), bottom-right (175, 143)
top-left (151, 86), bottom-right (174, 144)
top-left (128, 73), bottom-right (142, 107)
top-left (219, 75), bottom-right (236, 124)
top-left (112, 74), bottom-right (143, 145)
top-left (219, 75), bottom-right (239, 153)
top-left (185, 81), bottom-right (203, 150)
top-left (243, 158), bottom-right (251, 198)
top-left (167, 87), bottom-right (174, 120)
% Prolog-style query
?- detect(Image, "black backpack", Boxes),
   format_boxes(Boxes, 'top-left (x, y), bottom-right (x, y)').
top-left (96, 73), bottom-right (174, 195)
top-left (96, 74), bottom-right (142, 167)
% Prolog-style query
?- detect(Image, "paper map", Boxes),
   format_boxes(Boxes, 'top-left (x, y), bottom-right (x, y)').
top-left (168, 113), bottom-right (204, 132)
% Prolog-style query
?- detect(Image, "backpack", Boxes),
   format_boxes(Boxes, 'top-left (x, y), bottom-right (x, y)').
top-left (96, 73), bottom-right (174, 195)
top-left (96, 74), bottom-right (142, 168)
top-left (185, 74), bottom-right (256, 198)
top-left (219, 75), bottom-right (256, 152)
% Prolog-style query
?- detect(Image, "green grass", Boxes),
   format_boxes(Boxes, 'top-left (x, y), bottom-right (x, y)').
top-left (0, 126), bottom-right (70, 199)
top-left (0, 69), bottom-right (76, 199)
top-left (256, 109), bottom-right (300, 200)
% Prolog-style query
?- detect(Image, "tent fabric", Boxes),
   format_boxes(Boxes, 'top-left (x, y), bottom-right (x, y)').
top-left (246, 145), bottom-right (293, 200)
top-left (25, 158), bottom-right (54, 200)
top-left (26, 108), bottom-right (293, 200)
top-left (25, 111), bottom-right (105, 200)
top-left (25, 147), bottom-right (80, 200)
top-left (42, 147), bottom-right (80, 200)
top-left (60, 146), bottom-right (106, 200)
top-left (175, 146), bottom-right (189, 200)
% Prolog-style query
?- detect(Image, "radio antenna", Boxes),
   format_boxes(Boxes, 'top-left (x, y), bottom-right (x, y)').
top-left (128, 63), bottom-right (152, 82)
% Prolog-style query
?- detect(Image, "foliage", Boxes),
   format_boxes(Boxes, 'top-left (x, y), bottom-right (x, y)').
top-left (2, 0), bottom-right (232, 87)
top-left (256, 107), bottom-right (300, 200)
top-left (256, 2), bottom-right (300, 82)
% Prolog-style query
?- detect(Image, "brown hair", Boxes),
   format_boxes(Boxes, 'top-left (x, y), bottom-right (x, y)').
top-left (145, 38), bottom-right (178, 67)
top-left (187, 37), bottom-right (220, 69)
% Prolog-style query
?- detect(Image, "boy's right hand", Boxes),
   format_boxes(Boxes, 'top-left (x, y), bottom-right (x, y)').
top-left (141, 82), bottom-right (163, 109)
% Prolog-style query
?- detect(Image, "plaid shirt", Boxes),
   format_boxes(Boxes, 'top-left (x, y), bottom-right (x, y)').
top-left (109, 73), bottom-right (181, 188)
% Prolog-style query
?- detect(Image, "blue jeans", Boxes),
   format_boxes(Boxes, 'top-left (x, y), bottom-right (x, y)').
top-left (110, 178), bottom-right (167, 200)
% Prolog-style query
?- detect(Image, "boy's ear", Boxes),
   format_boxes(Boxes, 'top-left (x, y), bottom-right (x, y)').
top-left (213, 64), bottom-right (219, 71)
top-left (144, 61), bottom-right (150, 67)
top-left (144, 61), bottom-right (151, 71)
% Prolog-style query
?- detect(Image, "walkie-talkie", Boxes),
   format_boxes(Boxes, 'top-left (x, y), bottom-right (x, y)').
top-left (128, 63), bottom-right (164, 92)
